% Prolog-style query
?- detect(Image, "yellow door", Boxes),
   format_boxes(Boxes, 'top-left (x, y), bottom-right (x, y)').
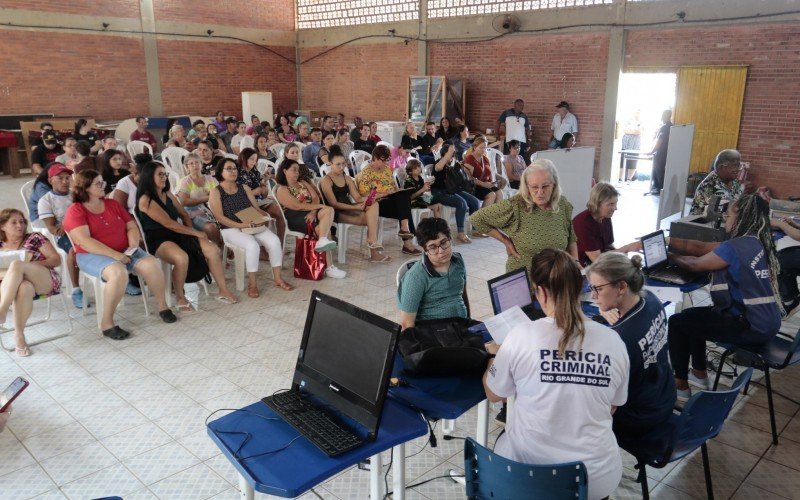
top-left (674, 66), bottom-right (748, 174)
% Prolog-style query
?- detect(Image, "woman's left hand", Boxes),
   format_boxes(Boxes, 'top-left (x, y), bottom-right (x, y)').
top-left (304, 211), bottom-right (317, 223)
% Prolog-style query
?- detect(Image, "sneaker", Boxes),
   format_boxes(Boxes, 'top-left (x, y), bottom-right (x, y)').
top-left (783, 297), bottom-right (800, 318)
top-left (688, 371), bottom-right (712, 390)
top-left (676, 387), bottom-right (692, 403)
top-left (71, 289), bottom-right (84, 309)
top-left (326, 265), bottom-right (347, 279)
top-left (125, 283), bottom-right (142, 296)
top-left (315, 237), bottom-right (337, 253)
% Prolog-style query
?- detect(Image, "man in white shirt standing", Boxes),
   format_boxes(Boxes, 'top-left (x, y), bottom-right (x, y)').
top-left (550, 101), bottom-right (578, 149)
top-left (497, 99), bottom-right (532, 161)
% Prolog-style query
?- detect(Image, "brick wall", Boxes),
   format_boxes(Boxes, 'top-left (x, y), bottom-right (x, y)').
top-left (299, 42), bottom-right (418, 121)
top-left (0, 30), bottom-right (150, 120)
top-left (158, 39), bottom-right (297, 120)
top-left (153, 0), bottom-right (295, 31)
top-left (0, 0), bottom-right (140, 17)
top-left (625, 23), bottom-right (800, 197)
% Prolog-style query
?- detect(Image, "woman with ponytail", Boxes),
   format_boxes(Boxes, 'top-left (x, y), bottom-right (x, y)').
top-left (667, 194), bottom-right (783, 400)
top-left (483, 249), bottom-right (629, 500)
top-left (586, 252), bottom-right (676, 442)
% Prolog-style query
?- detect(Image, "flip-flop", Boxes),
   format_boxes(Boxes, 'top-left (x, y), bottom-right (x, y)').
top-left (216, 295), bottom-right (239, 304)
top-left (369, 253), bottom-right (392, 263)
top-left (176, 303), bottom-right (196, 314)
top-left (275, 281), bottom-right (295, 291)
top-left (15, 346), bottom-right (30, 357)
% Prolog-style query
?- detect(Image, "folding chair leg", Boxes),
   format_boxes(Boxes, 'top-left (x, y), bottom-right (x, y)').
top-left (636, 462), bottom-right (650, 500)
top-left (712, 349), bottom-right (732, 390)
top-left (701, 443), bottom-right (714, 500)
top-left (763, 367), bottom-right (779, 445)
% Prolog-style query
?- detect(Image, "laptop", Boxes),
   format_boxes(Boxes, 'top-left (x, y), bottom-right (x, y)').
top-left (641, 230), bottom-right (699, 285)
top-left (262, 291), bottom-right (400, 457)
top-left (487, 268), bottom-right (546, 320)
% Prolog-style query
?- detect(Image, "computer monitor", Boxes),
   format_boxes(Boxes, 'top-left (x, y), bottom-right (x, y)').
top-left (487, 267), bottom-right (532, 315)
top-left (293, 291), bottom-right (400, 438)
top-left (641, 230), bottom-right (668, 270)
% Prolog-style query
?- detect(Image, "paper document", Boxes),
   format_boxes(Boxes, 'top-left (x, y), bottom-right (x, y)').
top-left (483, 305), bottom-right (531, 344)
top-left (0, 250), bottom-right (27, 268)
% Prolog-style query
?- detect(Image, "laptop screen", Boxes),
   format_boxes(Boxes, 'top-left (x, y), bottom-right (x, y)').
top-left (488, 268), bottom-right (532, 314)
top-left (294, 292), bottom-right (399, 435)
top-left (642, 230), bottom-right (668, 269)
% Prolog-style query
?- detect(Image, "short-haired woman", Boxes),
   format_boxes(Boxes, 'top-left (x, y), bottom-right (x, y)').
top-left (586, 252), bottom-right (676, 441)
top-left (0, 209), bottom-right (62, 356)
top-left (484, 249), bottom-right (629, 500)
top-left (503, 140), bottom-right (526, 190)
top-left (471, 160), bottom-right (578, 274)
top-left (177, 152), bottom-right (222, 245)
top-left (64, 170), bottom-right (176, 339)
top-left (137, 161), bottom-right (239, 308)
top-left (572, 182), bottom-right (642, 266)
top-left (209, 158), bottom-right (294, 297)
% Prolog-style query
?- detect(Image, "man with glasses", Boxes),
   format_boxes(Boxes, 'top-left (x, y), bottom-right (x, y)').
top-left (689, 149), bottom-right (750, 215)
top-left (497, 99), bottom-right (532, 160)
top-left (397, 218), bottom-right (468, 330)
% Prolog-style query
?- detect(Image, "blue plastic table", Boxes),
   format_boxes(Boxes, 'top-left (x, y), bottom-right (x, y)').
top-left (207, 399), bottom-right (428, 499)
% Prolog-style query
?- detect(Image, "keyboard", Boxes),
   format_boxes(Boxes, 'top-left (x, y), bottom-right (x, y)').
top-left (262, 390), bottom-right (364, 457)
top-left (649, 266), bottom-right (697, 285)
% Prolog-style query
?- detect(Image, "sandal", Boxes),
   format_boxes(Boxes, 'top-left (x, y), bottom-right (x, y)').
top-left (369, 252), bottom-right (392, 263)
top-left (176, 303), bottom-right (196, 314)
top-left (15, 345), bottom-right (31, 357)
top-left (398, 231), bottom-right (415, 241)
top-left (159, 309), bottom-right (178, 323)
top-left (216, 295), bottom-right (239, 305)
top-left (367, 242), bottom-right (384, 251)
top-left (248, 286), bottom-right (260, 298)
top-left (102, 325), bottom-right (130, 340)
top-left (275, 281), bottom-right (295, 291)
top-left (456, 234), bottom-right (472, 244)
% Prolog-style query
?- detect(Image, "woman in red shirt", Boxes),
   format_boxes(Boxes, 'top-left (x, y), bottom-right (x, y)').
top-left (64, 170), bottom-right (176, 340)
top-left (463, 137), bottom-right (503, 208)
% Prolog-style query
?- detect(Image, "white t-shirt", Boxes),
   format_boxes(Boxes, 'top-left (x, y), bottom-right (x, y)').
top-left (551, 112), bottom-right (578, 141)
top-left (487, 317), bottom-right (629, 500)
top-left (114, 175), bottom-right (138, 211)
top-left (230, 134), bottom-right (246, 152)
top-left (36, 191), bottom-right (72, 224)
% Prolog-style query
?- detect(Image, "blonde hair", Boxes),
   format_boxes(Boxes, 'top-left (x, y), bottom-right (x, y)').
top-left (464, 136), bottom-right (487, 159)
top-left (586, 253), bottom-right (645, 295)
top-left (586, 182), bottom-right (620, 214)
top-left (517, 159), bottom-right (562, 212)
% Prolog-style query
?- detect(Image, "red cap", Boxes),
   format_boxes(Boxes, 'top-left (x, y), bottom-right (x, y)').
top-left (47, 163), bottom-right (72, 178)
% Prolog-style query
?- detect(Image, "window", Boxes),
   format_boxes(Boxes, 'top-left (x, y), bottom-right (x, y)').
top-left (428, 0), bottom-right (612, 19)
top-left (297, 0), bottom-right (419, 29)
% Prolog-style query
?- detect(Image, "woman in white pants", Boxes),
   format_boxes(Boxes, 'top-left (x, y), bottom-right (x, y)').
top-left (208, 157), bottom-right (294, 298)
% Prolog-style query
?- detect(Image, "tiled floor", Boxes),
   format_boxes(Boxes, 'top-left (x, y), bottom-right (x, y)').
top-left (1, 175), bottom-right (800, 499)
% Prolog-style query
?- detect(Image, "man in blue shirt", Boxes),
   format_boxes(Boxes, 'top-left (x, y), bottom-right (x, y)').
top-left (301, 128), bottom-right (323, 175)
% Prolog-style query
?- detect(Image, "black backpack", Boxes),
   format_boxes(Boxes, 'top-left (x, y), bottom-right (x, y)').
top-left (398, 317), bottom-right (489, 376)
top-left (445, 162), bottom-right (475, 195)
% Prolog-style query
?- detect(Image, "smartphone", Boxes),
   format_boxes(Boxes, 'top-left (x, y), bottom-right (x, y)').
top-left (0, 377), bottom-right (29, 413)
top-left (124, 247), bottom-right (137, 257)
top-left (364, 188), bottom-right (378, 207)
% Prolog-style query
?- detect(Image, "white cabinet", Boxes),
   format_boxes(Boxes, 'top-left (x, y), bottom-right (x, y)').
top-left (241, 92), bottom-right (273, 126)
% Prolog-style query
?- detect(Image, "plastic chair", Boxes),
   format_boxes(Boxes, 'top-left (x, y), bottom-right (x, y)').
top-left (223, 153), bottom-right (238, 160)
top-left (620, 368), bottom-right (753, 500)
top-left (240, 135), bottom-right (255, 151)
top-left (464, 438), bottom-right (588, 500)
top-left (161, 147), bottom-right (189, 175)
top-left (396, 259), bottom-right (470, 316)
top-left (377, 140), bottom-right (393, 150)
top-left (271, 184), bottom-right (306, 263)
top-left (167, 171), bottom-right (180, 194)
top-left (318, 164), bottom-right (331, 177)
top-left (38, 227), bottom-right (73, 297)
top-left (318, 185), bottom-right (369, 265)
top-left (126, 140), bottom-right (153, 158)
top-left (349, 150), bottom-right (372, 174)
top-left (711, 329), bottom-right (800, 445)
top-left (269, 143), bottom-right (285, 160)
top-left (130, 211), bottom-right (173, 308)
top-left (20, 180), bottom-right (34, 219)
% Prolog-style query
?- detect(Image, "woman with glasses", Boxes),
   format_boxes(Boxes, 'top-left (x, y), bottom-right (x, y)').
top-left (471, 160), bottom-right (578, 274)
top-left (237, 147), bottom-right (286, 243)
top-left (64, 170), bottom-right (176, 340)
top-left (355, 145), bottom-right (421, 256)
top-left (573, 182), bottom-right (642, 267)
top-left (209, 158), bottom-right (294, 298)
top-left (585, 252), bottom-right (676, 443)
top-left (397, 217), bottom-right (466, 329)
top-left (177, 153), bottom-right (222, 245)
top-left (55, 137), bottom-right (79, 170)
top-left (483, 249), bottom-right (629, 500)
top-left (137, 162), bottom-right (239, 309)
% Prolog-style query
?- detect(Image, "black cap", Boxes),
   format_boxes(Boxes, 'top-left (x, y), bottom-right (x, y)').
top-left (555, 101), bottom-right (570, 109)
top-left (42, 131), bottom-right (58, 144)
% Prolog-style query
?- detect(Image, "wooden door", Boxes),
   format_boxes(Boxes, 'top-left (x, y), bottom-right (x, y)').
top-left (674, 66), bottom-right (747, 174)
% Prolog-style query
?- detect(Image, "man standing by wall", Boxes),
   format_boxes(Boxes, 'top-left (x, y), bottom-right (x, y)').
top-left (549, 101), bottom-right (578, 150)
top-left (647, 109), bottom-right (673, 196)
top-left (497, 99), bottom-right (532, 160)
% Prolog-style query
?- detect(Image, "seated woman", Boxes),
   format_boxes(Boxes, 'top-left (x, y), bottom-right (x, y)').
top-left (64, 170), bottom-right (176, 339)
top-left (319, 146), bottom-right (390, 263)
top-left (404, 159), bottom-right (441, 218)
top-left (667, 194), bottom-right (783, 399)
top-left (165, 124), bottom-right (188, 149)
top-left (209, 158), bottom-right (294, 297)
top-left (573, 182), bottom-right (642, 266)
top-left (205, 123), bottom-right (222, 151)
top-left (428, 144), bottom-right (479, 244)
top-left (0, 209), bottom-right (63, 356)
top-left (503, 140), bottom-right (527, 190)
top-left (136, 161), bottom-right (239, 308)
top-left (335, 128), bottom-right (354, 164)
top-left (586, 252), bottom-right (676, 441)
top-left (400, 121), bottom-right (421, 158)
top-left (317, 131), bottom-right (336, 171)
top-left (98, 148), bottom-right (130, 194)
top-left (277, 116), bottom-right (296, 143)
top-left (237, 147), bottom-right (286, 243)
top-left (450, 125), bottom-right (472, 160)
top-left (559, 132), bottom-right (576, 149)
top-left (397, 217), bottom-right (466, 329)
top-left (282, 142), bottom-right (316, 183)
top-left (483, 249), bottom-right (629, 500)
top-left (176, 153), bottom-right (222, 246)
top-left (389, 144), bottom-right (411, 172)
top-left (355, 145), bottom-right (421, 256)
top-left (435, 117), bottom-right (457, 142)
top-left (463, 136), bottom-right (503, 208)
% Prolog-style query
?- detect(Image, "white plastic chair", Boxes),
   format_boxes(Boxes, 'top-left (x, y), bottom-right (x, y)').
top-left (167, 171), bottom-right (180, 194)
top-left (20, 180), bottom-right (34, 219)
top-left (127, 140), bottom-right (153, 158)
top-left (318, 164), bottom-right (331, 177)
top-left (377, 141), bottom-right (393, 150)
top-left (162, 147), bottom-right (189, 175)
top-left (38, 227), bottom-right (73, 297)
top-left (223, 153), bottom-right (238, 160)
top-left (270, 184), bottom-right (306, 264)
top-left (349, 151), bottom-right (371, 174)
top-left (269, 143), bottom-right (285, 160)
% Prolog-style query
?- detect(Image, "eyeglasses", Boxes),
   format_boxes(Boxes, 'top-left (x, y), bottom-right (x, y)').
top-left (589, 282), bottom-right (614, 294)
top-left (424, 239), bottom-right (451, 254)
top-left (92, 180), bottom-right (107, 189)
top-left (528, 183), bottom-right (553, 193)
top-left (156, 172), bottom-right (168, 178)
top-left (223, 167), bottom-right (238, 172)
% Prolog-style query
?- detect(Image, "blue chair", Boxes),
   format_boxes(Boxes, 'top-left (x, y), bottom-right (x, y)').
top-left (619, 368), bottom-right (753, 500)
top-left (711, 330), bottom-right (800, 445)
top-left (463, 437), bottom-right (588, 500)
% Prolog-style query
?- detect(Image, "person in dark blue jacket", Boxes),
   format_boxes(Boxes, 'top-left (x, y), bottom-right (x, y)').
top-left (667, 194), bottom-right (783, 400)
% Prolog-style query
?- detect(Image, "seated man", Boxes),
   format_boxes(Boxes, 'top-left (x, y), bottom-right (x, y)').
top-left (301, 128), bottom-right (323, 174)
top-left (397, 217), bottom-right (467, 330)
top-left (30, 131), bottom-right (63, 175)
top-left (31, 122), bottom-right (54, 150)
top-left (130, 116), bottom-right (157, 150)
top-left (689, 149), bottom-right (751, 215)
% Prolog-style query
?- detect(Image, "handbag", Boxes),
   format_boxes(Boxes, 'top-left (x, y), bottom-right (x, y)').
top-left (179, 235), bottom-right (212, 284)
top-left (445, 162), bottom-right (475, 195)
top-left (397, 317), bottom-right (489, 376)
top-left (293, 222), bottom-right (327, 280)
